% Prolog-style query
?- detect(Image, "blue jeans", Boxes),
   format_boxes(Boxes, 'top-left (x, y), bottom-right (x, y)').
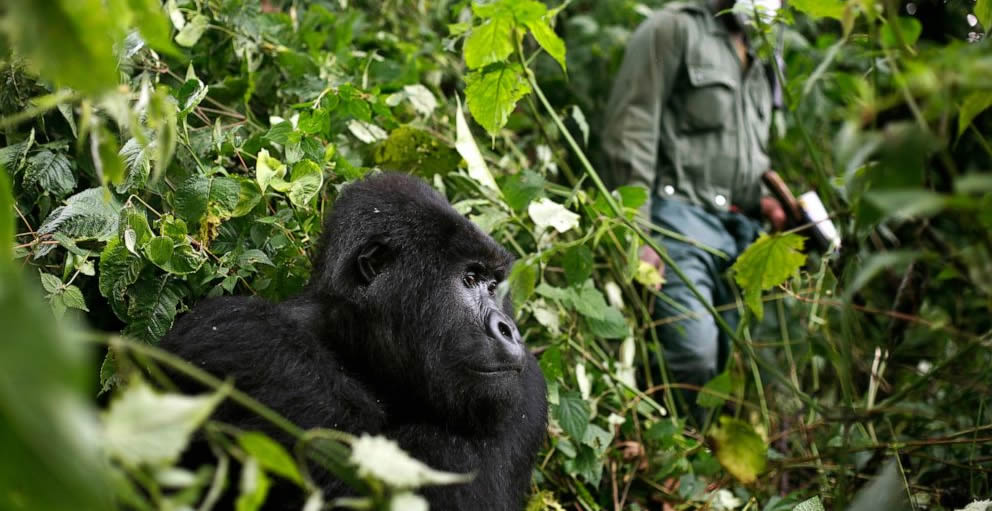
top-left (650, 198), bottom-right (760, 423)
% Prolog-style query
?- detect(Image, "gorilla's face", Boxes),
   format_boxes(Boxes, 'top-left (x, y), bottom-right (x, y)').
top-left (316, 173), bottom-right (530, 424)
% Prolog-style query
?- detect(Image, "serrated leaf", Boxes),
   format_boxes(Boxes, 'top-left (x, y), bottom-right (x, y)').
top-left (39, 188), bottom-right (122, 242)
top-left (465, 63), bottom-right (531, 137)
top-left (567, 280), bottom-right (608, 320)
top-left (61, 285), bottom-right (88, 312)
top-left (463, 16), bottom-right (514, 70)
top-left (175, 13), bottom-right (209, 47)
top-left (585, 306), bottom-right (627, 339)
top-left (238, 432), bottom-right (303, 486)
top-left (287, 160), bottom-right (323, 208)
top-left (118, 138), bottom-right (151, 193)
top-left (562, 246), bottom-right (593, 286)
top-left (508, 259), bottom-right (538, 311)
top-left (707, 416), bottom-right (767, 484)
top-left (732, 233), bottom-right (806, 319)
top-left (793, 497), bottom-right (825, 511)
top-left (24, 150), bottom-right (76, 197)
top-left (124, 274), bottom-right (186, 342)
top-left (39, 272), bottom-right (62, 294)
top-left (581, 424), bottom-right (613, 457)
top-left (98, 238), bottom-right (145, 309)
top-left (174, 175), bottom-right (211, 226)
top-left (349, 434), bottom-right (472, 488)
top-left (528, 198), bottom-right (579, 234)
top-left (105, 380), bottom-right (224, 467)
top-left (556, 391), bottom-right (590, 442)
top-left (525, 19), bottom-right (566, 72)
top-left (789, 0), bottom-right (845, 19)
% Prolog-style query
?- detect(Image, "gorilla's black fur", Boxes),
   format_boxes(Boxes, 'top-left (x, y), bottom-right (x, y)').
top-left (159, 172), bottom-right (547, 510)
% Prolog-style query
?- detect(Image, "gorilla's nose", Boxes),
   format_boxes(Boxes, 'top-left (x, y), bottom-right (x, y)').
top-left (486, 309), bottom-right (521, 346)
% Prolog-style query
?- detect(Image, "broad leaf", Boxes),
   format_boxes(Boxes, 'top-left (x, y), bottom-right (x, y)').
top-left (525, 19), bottom-right (566, 72)
top-left (463, 16), bottom-right (514, 70)
top-left (789, 0), bottom-right (845, 20)
top-left (24, 150), bottom-right (76, 197)
top-left (287, 160), bottom-right (324, 208)
top-left (123, 274), bottom-right (186, 342)
top-left (707, 416), bottom-right (767, 484)
top-left (38, 188), bottom-right (122, 242)
top-left (958, 92), bottom-right (992, 136)
top-left (238, 432), bottom-right (303, 486)
top-left (104, 379), bottom-right (224, 467)
top-left (555, 391), bottom-right (590, 442)
top-left (732, 233), bottom-right (806, 319)
top-left (349, 434), bottom-right (472, 489)
top-left (528, 198), bottom-right (579, 234)
top-left (175, 13), bottom-right (209, 47)
top-left (465, 63), bottom-right (531, 137)
top-left (508, 258), bottom-right (538, 311)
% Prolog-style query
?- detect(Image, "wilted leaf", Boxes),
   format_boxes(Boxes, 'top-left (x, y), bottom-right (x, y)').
top-left (707, 416), bottom-right (767, 484)
top-left (104, 379), bottom-right (224, 467)
top-left (732, 233), bottom-right (806, 319)
top-left (349, 434), bottom-right (472, 488)
top-left (528, 198), bottom-right (579, 234)
top-left (454, 95), bottom-right (500, 192)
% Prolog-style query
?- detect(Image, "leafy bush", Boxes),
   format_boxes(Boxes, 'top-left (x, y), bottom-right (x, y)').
top-left (2, 0), bottom-right (992, 509)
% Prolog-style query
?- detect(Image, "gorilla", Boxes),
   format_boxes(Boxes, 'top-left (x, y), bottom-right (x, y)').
top-left (159, 172), bottom-right (548, 509)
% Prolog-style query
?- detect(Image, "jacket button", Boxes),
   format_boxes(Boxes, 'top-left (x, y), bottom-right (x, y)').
top-left (714, 194), bottom-right (727, 207)
top-left (664, 185), bottom-right (675, 195)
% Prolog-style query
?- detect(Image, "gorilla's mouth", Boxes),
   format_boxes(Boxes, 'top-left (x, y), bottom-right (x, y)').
top-left (468, 365), bottom-right (523, 376)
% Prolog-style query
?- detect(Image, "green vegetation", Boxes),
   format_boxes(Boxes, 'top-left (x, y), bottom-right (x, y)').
top-left (2, 0), bottom-right (991, 509)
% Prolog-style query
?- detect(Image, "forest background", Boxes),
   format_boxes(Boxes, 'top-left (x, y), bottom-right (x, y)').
top-left (2, 0), bottom-right (992, 510)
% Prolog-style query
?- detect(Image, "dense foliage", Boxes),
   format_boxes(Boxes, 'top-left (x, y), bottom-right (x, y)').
top-left (2, 0), bottom-right (991, 509)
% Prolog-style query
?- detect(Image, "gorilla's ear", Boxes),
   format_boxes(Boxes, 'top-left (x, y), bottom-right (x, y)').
top-left (356, 241), bottom-right (392, 284)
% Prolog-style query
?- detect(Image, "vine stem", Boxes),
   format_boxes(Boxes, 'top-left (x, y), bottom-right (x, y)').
top-left (521, 66), bottom-right (822, 413)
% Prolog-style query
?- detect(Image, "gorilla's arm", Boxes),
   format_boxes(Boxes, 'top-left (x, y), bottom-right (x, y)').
top-left (158, 296), bottom-right (386, 436)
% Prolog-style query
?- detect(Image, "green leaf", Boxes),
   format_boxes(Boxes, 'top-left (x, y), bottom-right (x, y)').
top-left (958, 92), bottom-right (992, 136)
top-left (174, 175), bottom-right (210, 227)
top-left (126, 0), bottom-right (180, 56)
top-left (287, 160), bottom-right (324, 208)
top-left (38, 188), bottom-right (122, 242)
top-left (94, 128), bottom-right (125, 186)
top-left (568, 280), bottom-right (608, 320)
top-left (732, 233), bottom-right (806, 319)
top-left (175, 13), bottom-right (209, 47)
top-left (555, 391), bottom-right (590, 442)
top-left (61, 285), bottom-right (89, 312)
top-left (24, 150), bottom-right (76, 197)
top-left (525, 19), bottom-right (566, 72)
top-left (104, 379), bottom-right (224, 467)
top-left (98, 238), bottom-right (145, 311)
top-left (118, 138), bottom-right (151, 193)
top-left (238, 249), bottom-right (274, 267)
top-left (236, 458), bottom-right (271, 511)
top-left (707, 416), bottom-right (767, 484)
top-left (697, 371), bottom-right (732, 409)
top-left (880, 17), bottom-right (922, 48)
top-left (843, 250), bottom-right (920, 300)
top-left (0, 169), bottom-right (10, 262)
top-left (463, 16), bottom-right (515, 70)
top-left (465, 63), bottom-right (532, 137)
top-left (581, 424), bottom-right (614, 457)
top-left (3, 0), bottom-right (119, 93)
top-left (793, 497), bottom-right (825, 511)
top-left (976, 0), bottom-right (992, 33)
top-left (123, 274), bottom-right (186, 342)
top-left (39, 272), bottom-right (62, 294)
top-left (789, 0), bottom-right (845, 20)
top-left (238, 432), bottom-right (303, 486)
top-left (145, 236), bottom-right (174, 266)
top-left (562, 246), bottom-right (593, 286)
top-left (232, 177), bottom-right (262, 217)
top-left (865, 189), bottom-right (948, 220)
top-left (585, 306), bottom-right (627, 339)
top-left (501, 170), bottom-right (545, 212)
top-left (508, 259), bottom-right (538, 311)
top-left (256, 149), bottom-right (287, 193)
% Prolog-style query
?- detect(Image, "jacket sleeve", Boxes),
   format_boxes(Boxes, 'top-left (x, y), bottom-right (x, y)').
top-left (602, 11), bottom-right (687, 220)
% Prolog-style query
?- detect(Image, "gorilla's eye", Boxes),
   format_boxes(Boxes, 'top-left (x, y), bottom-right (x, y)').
top-left (487, 281), bottom-right (497, 296)
top-left (463, 272), bottom-right (479, 288)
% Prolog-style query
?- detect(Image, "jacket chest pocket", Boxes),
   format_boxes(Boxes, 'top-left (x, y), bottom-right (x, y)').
top-left (676, 66), bottom-right (737, 133)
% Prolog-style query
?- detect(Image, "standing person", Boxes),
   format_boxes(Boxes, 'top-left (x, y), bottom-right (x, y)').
top-left (602, 0), bottom-right (785, 425)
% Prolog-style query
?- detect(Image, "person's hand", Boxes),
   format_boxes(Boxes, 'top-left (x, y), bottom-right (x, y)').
top-left (639, 245), bottom-right (665, 291)
top-left (760, 196), bottom-right (787, 232)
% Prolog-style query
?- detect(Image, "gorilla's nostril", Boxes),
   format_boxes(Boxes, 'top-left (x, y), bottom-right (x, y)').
top-left (498, 322), bottom-right (512, 339)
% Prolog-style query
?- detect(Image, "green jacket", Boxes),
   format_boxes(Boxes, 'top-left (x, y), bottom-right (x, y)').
top-left (602, 1), bottom-right (772, 219)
